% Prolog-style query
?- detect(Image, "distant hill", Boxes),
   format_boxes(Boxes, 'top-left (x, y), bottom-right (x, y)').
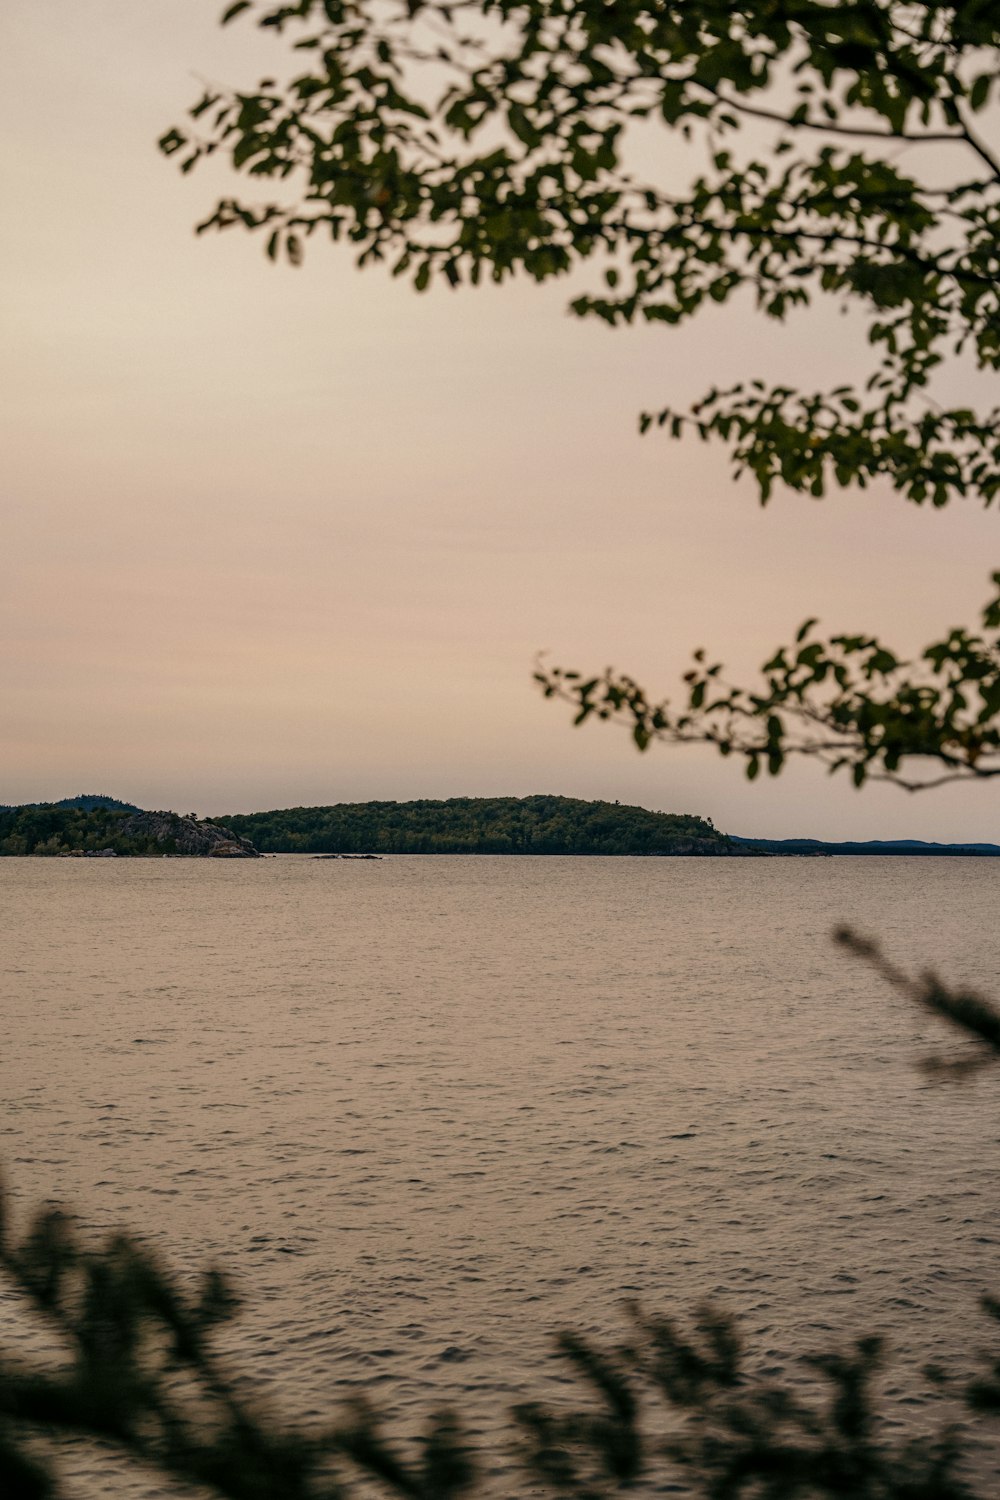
top-left (731, 836), bottom-right (1000, 856)
top-left (0, 806), bottom-right (258, 858)
top-left (0, 793), bottom-right (141, 813)
top-left (214, 795), bottom-right (733, 856)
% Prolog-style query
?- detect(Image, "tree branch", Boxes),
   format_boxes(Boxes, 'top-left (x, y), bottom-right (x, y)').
top-left (704, 85), bottom-right (965, 147)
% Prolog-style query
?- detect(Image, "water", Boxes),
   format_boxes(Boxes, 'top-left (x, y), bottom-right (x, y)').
top-left (3, 855), bottom-right (999, 1492)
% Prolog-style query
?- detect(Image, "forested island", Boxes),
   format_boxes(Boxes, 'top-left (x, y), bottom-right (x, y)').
top-left (3, 795), bottom-right (998, 858)
top-left (215, 795), bottom-right (731, 855)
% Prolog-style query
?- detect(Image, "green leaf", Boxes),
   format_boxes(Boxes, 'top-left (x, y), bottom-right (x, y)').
top-left (970, 74), bottom-right (990, 112)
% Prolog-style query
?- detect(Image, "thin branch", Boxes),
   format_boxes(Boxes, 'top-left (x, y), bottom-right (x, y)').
top-left (954, 107), bottom-right (1000, 183)
top-left (704, 85), bottom-right (964, 146)
top-left (863, 764), bottom-right (1000, 791)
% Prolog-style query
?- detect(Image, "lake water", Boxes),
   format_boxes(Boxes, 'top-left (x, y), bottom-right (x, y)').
top-left (3, 855), bottom-right (1000, 1493)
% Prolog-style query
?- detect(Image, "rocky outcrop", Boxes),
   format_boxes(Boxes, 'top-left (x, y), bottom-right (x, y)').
top-left (120, 812), bottom-right (260, 858)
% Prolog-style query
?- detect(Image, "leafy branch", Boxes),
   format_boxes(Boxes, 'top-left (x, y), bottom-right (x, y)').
top-left (535, 571), bottom-right (1000, 789)
top-left (161, 0), bottom-right (1000, 509)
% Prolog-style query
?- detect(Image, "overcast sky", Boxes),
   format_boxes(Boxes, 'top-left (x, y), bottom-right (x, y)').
top-left (2, 1), bottom-right (999, 839)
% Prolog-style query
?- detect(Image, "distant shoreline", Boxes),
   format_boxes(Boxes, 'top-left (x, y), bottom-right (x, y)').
top-left (3, 850), bottom-right (997, 863)
top-left (2, 795), bottom-right (997, 859)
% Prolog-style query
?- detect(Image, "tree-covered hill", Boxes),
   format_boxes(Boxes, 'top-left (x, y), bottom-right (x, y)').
top-left (214, 795), bottom-right (731, 855)
top-left (51, 793), bottom-right (141, 812)
top-left (0, 793), bottom-right (140, 814)
top-left (0, 806), bottom-right (258, 857)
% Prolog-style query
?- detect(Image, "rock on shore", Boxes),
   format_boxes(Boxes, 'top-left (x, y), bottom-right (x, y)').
top-left (121, 811), bottom-right (260, 858)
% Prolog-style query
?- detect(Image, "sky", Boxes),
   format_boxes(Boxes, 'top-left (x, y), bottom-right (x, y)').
top-left (2, 1), bottom-right (999, 840)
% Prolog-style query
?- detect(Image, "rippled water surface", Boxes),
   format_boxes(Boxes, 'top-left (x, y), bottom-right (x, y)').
top-left (3, 855), bottom-right (1000, 1491)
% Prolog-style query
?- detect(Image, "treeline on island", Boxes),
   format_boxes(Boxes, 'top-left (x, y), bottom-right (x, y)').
top-left (4, 797), bottom-right (997, 858)
top-left (0, 793), bottom-right (140, 814)
top-left (215, 795), bottom-right (732, 856)
top-left (0, 805), bottom-right (257, 858)
top-left (0, 796), bottom-right (727, 858)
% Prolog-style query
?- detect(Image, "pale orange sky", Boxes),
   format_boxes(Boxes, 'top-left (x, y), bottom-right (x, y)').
top-left (2, 1), bottom-right (999, 840)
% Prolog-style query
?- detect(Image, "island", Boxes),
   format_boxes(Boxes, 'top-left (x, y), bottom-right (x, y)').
top-left (213, 795), bottom-right (732, 856)
top-left (3, 794), bottom-right (997, 858)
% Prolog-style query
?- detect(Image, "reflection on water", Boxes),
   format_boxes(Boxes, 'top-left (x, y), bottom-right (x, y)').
top-left (2, 855), bottom-right (999, 1491)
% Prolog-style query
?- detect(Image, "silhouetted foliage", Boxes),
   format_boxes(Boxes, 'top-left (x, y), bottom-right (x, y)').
top-left (161, 0), bottom-right (1000, 786)
top-left (536, 574), bottom-right (1000, 788)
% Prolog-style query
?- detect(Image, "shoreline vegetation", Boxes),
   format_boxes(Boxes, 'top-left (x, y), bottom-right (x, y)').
top-left (1, 794), bottom-right (997, 859)
top-left (0, 804), bottom-right (258, 859)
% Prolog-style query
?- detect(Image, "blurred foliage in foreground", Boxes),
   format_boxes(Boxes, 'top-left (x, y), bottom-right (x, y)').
top-left (2, 931), bottom-right (999, 1499)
